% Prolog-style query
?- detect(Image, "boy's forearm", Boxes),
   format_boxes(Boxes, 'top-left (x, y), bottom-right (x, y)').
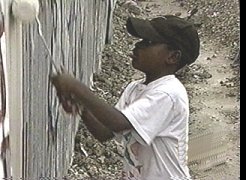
top-left (81, 109), bottom-right (114, 142)
top-left (74, 83), bottom-right (132, 132)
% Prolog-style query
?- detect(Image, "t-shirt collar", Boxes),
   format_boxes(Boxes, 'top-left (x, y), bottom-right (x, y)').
top-left (139, 74), bottom-right (175, 87)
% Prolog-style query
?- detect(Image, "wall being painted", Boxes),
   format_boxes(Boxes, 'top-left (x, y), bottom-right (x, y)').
top-left (0, 0), bottom-right (116, 179)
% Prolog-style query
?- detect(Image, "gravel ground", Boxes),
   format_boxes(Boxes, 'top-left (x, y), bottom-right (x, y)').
top-left (66, 0), bottom-right (240, 179)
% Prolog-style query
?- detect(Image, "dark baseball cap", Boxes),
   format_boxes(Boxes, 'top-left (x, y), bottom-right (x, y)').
top-left (126, 15), bottom-right (200, 66)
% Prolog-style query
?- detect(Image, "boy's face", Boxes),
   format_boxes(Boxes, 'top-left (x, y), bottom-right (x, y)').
top-left (130, 40), bottom-right (174, 74)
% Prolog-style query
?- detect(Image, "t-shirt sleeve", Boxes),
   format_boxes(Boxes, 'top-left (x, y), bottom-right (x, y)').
top-left (113, 82), bottom-right (135, 142)
top-left (115, 81), bottom-right (136, 109)
top-left (120, 90), bottom-right (175, 145)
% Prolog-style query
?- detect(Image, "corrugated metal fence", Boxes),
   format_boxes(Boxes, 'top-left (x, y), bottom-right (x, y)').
top-left (0, 0), bottom-right (117, 179)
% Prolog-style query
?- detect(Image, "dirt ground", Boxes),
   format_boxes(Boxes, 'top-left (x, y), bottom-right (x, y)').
top-left (68, 0), bottom-right (240, 179)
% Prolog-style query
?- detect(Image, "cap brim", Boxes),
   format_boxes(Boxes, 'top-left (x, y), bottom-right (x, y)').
top-left (126, 17), bottom-right (163, 42)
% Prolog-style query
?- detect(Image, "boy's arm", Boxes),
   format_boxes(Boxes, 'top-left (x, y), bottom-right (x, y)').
top-left (74, 82), bottom-right (132, 132)
top-left (50, 73), bottom-right (132, 132)
top-left (51, 74), bottom-right (132, 132)
top-left (81, 108), bottom-right (114, 142)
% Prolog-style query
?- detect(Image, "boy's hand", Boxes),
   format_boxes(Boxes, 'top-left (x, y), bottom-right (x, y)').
top-left (50, 73), bottom-right (76, 94)
top-left (50, 73), bottom-right (81, 114)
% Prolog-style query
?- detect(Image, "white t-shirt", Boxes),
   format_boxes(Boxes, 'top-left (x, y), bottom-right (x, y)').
top-left (115, 75), bottom-right (191, 180)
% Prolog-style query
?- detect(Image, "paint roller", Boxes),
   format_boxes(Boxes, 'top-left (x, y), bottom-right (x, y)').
top-left (11, 0), bottom-right (81, 114)
top-left (11, 0), bottom-right (59, 73)
top-left (11, 0), bottom-right (39, 23)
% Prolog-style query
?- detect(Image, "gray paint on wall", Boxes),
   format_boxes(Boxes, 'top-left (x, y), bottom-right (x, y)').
top-left (19, 0), bottom-right (116, 178)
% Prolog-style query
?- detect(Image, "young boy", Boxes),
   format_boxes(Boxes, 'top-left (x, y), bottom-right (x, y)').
top-left (51, 15), bottom-right (200, 180)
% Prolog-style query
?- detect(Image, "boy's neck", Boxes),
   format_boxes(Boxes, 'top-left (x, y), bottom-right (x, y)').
top-left (144, 72), bottom-right (174, 85)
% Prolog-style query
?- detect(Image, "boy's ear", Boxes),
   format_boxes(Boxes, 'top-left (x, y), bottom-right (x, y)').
top-left (167, 50), bottom-right (182, 64)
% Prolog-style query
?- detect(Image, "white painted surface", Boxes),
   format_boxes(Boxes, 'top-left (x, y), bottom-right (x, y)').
top-left (0, 0), bottom-right (117, 179)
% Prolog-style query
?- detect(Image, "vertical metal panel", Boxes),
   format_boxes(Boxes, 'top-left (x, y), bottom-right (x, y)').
top-left (2, 0), bottom-right (117, 179)
top-left (2, 0), bottom-right (23, 179)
